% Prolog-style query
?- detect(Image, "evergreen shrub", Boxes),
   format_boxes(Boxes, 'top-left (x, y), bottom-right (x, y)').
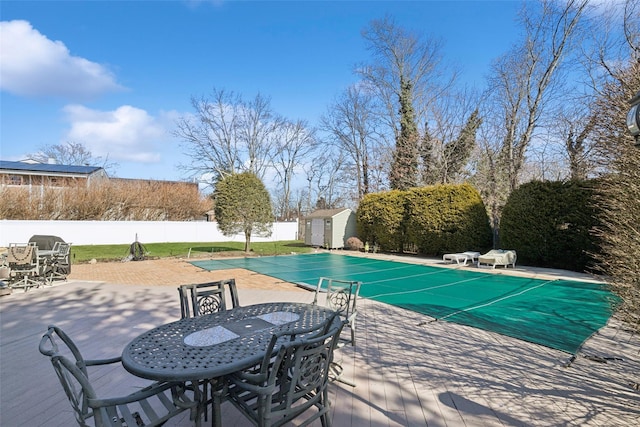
top-left (500, 180), bottom-right (600, 272)
top-left (356, 190), bottom-right (406, 252)
top-left (356, 184), bottom-right (492, 256)
top-left (404, 184), bottom-right (492, 255)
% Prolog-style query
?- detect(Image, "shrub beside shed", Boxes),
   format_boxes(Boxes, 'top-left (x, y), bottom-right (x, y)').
top-left (304, 208), bottom-right (356, 249)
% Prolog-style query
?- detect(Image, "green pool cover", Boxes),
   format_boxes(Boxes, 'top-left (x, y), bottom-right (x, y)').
top-left (191, 252), bottom-right (618, 354)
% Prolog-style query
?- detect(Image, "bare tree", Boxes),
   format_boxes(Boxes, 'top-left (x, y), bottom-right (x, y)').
top-left (472, 0), bottom-right (590, 243)
top-left (484, 0), bottom-right (589, 192)
top-left (175, 88), bottom-right (279, 185)
top-left (271, 119), bottom-right (317, 219)
top-left (238, 92), bottom-right (281, 179)
top-left (175, 89), bottom-right (241, 181)
top-left (28, 141), bottom-right (118, 175)
top-left (302, 150), bottom-right (351, 212)
top-left (557, 103), bottom-right (598, 180)
top-left (581, 0), bottom-right (640, 167)
top-left (523, 103), bottom-right (599, 183)
top-left (472, 122), bottom-right (510, 246)
top-left (321, 84), bottom-right (383, 201)
top-left (519, 133), bottom-right (569, 182)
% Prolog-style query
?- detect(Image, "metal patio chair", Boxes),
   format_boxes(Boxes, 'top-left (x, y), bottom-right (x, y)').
top-left (312, 277), bottom-right (361, 387)
top-left (178, 279), bottom-right (240, 319)
top-left (177, 279), bottom-right (241, 424)
top-left (43, 241), bottom-right (72, 285)
top-left (225, 314), bottom-right (344, 427)
top-left (6, 242), bottom-right (42, 290)
top-left (38, 325), bottom-right (200, 427)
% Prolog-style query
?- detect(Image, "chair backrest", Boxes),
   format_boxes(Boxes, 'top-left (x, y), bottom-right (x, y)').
top-left (53, 242), bottom-right (72, 258)
top-left (178, 279), bottom-right (240, 318)
top-left (6, 243), bottom-right (38, 268)
top-left (313, 277), bottom-right (361, 346)
top-left (38, 325), bottom-right (98, 426)
top-left (49, 243), bottom-right (72, 277)
top-left (235, 314), bottom-right (344, 425)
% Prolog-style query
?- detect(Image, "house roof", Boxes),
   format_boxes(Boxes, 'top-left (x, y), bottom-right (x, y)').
top-left (306, 208), bottom-right (352, 219)
top-left (0, 160), bottom-right (103, 176)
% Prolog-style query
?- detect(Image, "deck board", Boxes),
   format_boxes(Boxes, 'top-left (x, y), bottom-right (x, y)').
top-left (1, 278), bottom-right (639, 426)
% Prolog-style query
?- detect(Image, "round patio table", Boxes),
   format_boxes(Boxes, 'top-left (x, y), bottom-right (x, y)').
top-left (121, 302), bottom-right (338, 382)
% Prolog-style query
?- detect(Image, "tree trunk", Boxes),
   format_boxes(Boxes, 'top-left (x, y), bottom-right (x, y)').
top-left (244, 229), bottom-right (252, 253)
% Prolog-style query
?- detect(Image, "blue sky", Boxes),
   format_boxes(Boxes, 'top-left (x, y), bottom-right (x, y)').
top-left (1, 0), bottom-right (523, 183)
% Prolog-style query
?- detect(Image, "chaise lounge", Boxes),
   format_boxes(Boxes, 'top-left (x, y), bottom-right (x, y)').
top-left (478, 249), bottom-right (517, 269)
top-left (442, 251), bottom-right (481, 266)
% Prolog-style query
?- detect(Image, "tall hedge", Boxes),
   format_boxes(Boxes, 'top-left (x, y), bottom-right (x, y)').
top-left (356, 184), bottom-right (492, 255)
top-left (500, 180), bottom-right (599, 272)
top-left (356, 190), bottom-right (406, 252)
top-left (405, 184), bottom-right (492, 254)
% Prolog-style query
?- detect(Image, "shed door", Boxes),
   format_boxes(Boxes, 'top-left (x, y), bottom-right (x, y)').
top-left (324, 219), bottom-right (333, 248)
top-left (311, 219), bottom-right (325, 246)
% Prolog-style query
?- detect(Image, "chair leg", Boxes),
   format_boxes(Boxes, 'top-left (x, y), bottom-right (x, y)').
top-left (10, 274), bottom-right (41, 292)
top-left (45, 263), bottom-right (68, 286)
top-left (329, 360), bottom-right (356, 387)
top-left (320, 388), bottom-right (332, 427)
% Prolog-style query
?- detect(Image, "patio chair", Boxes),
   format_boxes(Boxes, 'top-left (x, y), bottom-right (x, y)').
top-left (177, 279), bottom-right (241, 424)
top-left (225, 314), bottom-right (344, 427)
top-left (43, 241), bottom-right (72, 285)
top-left (478, 249), bottom-right (517, 269)
top-left (178, 279), bottom-right (240, 319)
top-left (6, 242), bottom-right (42, 290)
top-left (312, 277), bottom-right (361, 386)
top-left (38, 324), bottom-right (200, 427)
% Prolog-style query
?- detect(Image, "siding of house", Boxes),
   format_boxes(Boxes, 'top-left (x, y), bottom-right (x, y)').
top-left (0, 160), bottom-right (107, 191)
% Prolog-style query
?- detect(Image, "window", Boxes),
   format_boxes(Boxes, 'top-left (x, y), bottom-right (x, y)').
top-left (8, 175), bottom-right (23, 185)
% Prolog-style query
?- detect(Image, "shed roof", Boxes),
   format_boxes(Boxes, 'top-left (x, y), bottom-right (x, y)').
top-left (305, 208), bottom-right (352, 219)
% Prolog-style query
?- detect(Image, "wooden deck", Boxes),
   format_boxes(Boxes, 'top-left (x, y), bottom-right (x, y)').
top-left (1, 274), bottom-right (639, 426)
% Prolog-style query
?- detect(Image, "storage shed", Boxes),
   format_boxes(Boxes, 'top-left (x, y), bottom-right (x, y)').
top-left (304, 208), bottom-right (357, 249)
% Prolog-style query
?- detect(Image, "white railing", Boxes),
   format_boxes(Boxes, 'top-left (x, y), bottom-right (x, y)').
top-left (0, 220), bottom-right (299, 247)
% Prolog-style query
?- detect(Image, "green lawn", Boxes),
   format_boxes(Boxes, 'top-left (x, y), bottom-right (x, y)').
top-left (70, 240), bottom-right (313, 263)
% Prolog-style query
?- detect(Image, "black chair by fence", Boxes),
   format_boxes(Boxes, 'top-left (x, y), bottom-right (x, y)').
top-left (38, 325), bottom-right (200, 427)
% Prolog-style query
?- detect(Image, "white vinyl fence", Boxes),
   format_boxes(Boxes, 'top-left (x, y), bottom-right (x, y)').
top-left (0, 220), bottom-right (299, 247)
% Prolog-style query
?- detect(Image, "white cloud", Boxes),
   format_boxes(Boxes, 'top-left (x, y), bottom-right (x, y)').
top-left (63, 105), bottom-right (171, 162)
top-left (0, 20), bottom-right (123, 99)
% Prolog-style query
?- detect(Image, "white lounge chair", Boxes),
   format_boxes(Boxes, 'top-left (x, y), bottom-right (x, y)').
top-left (443, 251), bottom-right (480, 266)
top-left (478, 249), bottom-right (517, 269)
